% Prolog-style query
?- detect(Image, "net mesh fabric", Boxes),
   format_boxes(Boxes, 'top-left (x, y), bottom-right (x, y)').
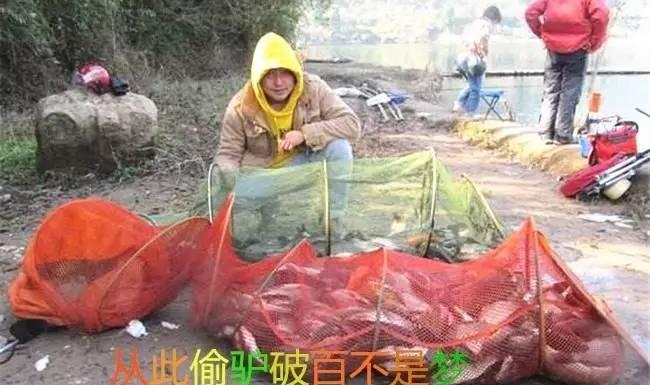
top-left (7, 152), bottom-right (648, 384)
top-left (192, 194), bottom-right (648, 385)
top-left (191, 150), bottom-right (505, 261)
top-left (9, 199), bottom-right (210, 332)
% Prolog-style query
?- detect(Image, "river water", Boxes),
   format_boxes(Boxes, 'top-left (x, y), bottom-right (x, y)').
top-left (304, 38), bottom-right (650, 142)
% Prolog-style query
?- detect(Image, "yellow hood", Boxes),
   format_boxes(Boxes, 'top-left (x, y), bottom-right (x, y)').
top-left (250, 32), bottom-right (304, 139)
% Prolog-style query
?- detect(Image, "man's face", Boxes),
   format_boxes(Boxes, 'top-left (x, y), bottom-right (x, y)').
top-left (261, 68), bottom-right (296, 104)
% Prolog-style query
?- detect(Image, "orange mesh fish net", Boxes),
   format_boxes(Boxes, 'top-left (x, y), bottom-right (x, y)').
top-left (6, 150), bottom-right (649, 384)
top-left (9, 199), bottom-right (210, 332)
top-left (192, 195), bottom-right (649, 384)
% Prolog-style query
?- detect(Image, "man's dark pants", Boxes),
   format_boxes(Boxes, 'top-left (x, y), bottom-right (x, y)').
top-left (539, 49), bottom-right (588, 143)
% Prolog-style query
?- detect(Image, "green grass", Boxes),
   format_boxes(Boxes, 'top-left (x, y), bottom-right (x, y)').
top-left (147, 74), bottom-right (246, 129)
top-left (0, 137), bottom-right (37, 180)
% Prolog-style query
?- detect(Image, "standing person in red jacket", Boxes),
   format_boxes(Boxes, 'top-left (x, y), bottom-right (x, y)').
top-left (526, 0), bottom-right (609, 145)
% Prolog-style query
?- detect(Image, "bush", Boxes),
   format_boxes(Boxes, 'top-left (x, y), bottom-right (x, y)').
top-left (0, 0), bottom-right (320, 108)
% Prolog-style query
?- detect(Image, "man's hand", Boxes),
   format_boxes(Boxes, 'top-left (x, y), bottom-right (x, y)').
top-left (280, 130), bottom-right (305, 151)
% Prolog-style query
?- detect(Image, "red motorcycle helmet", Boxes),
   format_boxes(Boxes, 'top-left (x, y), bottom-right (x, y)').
top-left (73, 64), bottom-right (111, 94)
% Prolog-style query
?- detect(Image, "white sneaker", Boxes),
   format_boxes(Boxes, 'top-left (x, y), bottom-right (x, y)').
top-left (452, 101), bottom-right (463, 113)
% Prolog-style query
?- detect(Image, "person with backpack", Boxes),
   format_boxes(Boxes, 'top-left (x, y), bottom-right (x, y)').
top-left (526, 0), bottom-right (610, 145)
top-left (452, 6), bottom-right (503, 116)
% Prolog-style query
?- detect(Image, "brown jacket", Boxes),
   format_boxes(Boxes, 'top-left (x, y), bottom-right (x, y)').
top-left (214, 73), bottom-right (361, 171)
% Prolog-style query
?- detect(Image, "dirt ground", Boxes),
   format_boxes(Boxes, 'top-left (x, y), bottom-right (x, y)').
top-left (0, 62), bottom-right (648, 384)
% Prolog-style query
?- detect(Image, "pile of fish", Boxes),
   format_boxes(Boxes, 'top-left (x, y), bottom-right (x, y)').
top-left (542, 282), bottom-right (624, 384)
top-left (208, 260), bottom-right (624, 384)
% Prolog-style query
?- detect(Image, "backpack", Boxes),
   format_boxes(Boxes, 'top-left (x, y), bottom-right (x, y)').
top-left (588, 121), bottom-right (638, 165)
top-left (560, 154), bottom-right (627, 198)
top-left (110, 76), bottom-right (130, 96)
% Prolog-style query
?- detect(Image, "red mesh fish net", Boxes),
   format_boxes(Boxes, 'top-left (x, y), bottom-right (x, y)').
top-left (6, 189), bottom-right (648, 383)
top-left (9, 199), bottom-right (211, 332)
top-left (193, 195), bottom-right (649, 384)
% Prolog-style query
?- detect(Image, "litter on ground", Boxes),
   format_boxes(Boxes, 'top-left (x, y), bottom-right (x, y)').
top-left (35, 355), bottom-right (50, 372)
top-left (125, 320), bottom-right (147, 338)
top-left (161, 321), bottom-right (180, 330)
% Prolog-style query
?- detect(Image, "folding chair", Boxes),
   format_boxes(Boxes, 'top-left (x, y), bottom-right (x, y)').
top-left (480, 89), bottom-right (505, 120)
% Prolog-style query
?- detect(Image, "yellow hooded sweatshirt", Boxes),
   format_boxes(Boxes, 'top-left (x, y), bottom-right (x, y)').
top-left (250, 32), bottom-right (304, 168)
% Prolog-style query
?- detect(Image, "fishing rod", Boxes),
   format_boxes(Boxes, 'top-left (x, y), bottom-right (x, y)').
top-left (574, 0), bottom-right (626, 135)
top-left (636, 107), bottom-right (650, 118)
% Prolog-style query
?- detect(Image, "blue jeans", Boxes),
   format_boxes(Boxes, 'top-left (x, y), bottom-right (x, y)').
top-left (234, 139), bottom-right (353, 218)
top-left (286, 139), bottom-right (352, 217)
top-left (456, 57), bottom-right (485, 114)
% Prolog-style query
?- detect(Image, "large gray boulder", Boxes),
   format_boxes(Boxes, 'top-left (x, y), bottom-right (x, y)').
top-left (35, 88), bottom-right (158, 173)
